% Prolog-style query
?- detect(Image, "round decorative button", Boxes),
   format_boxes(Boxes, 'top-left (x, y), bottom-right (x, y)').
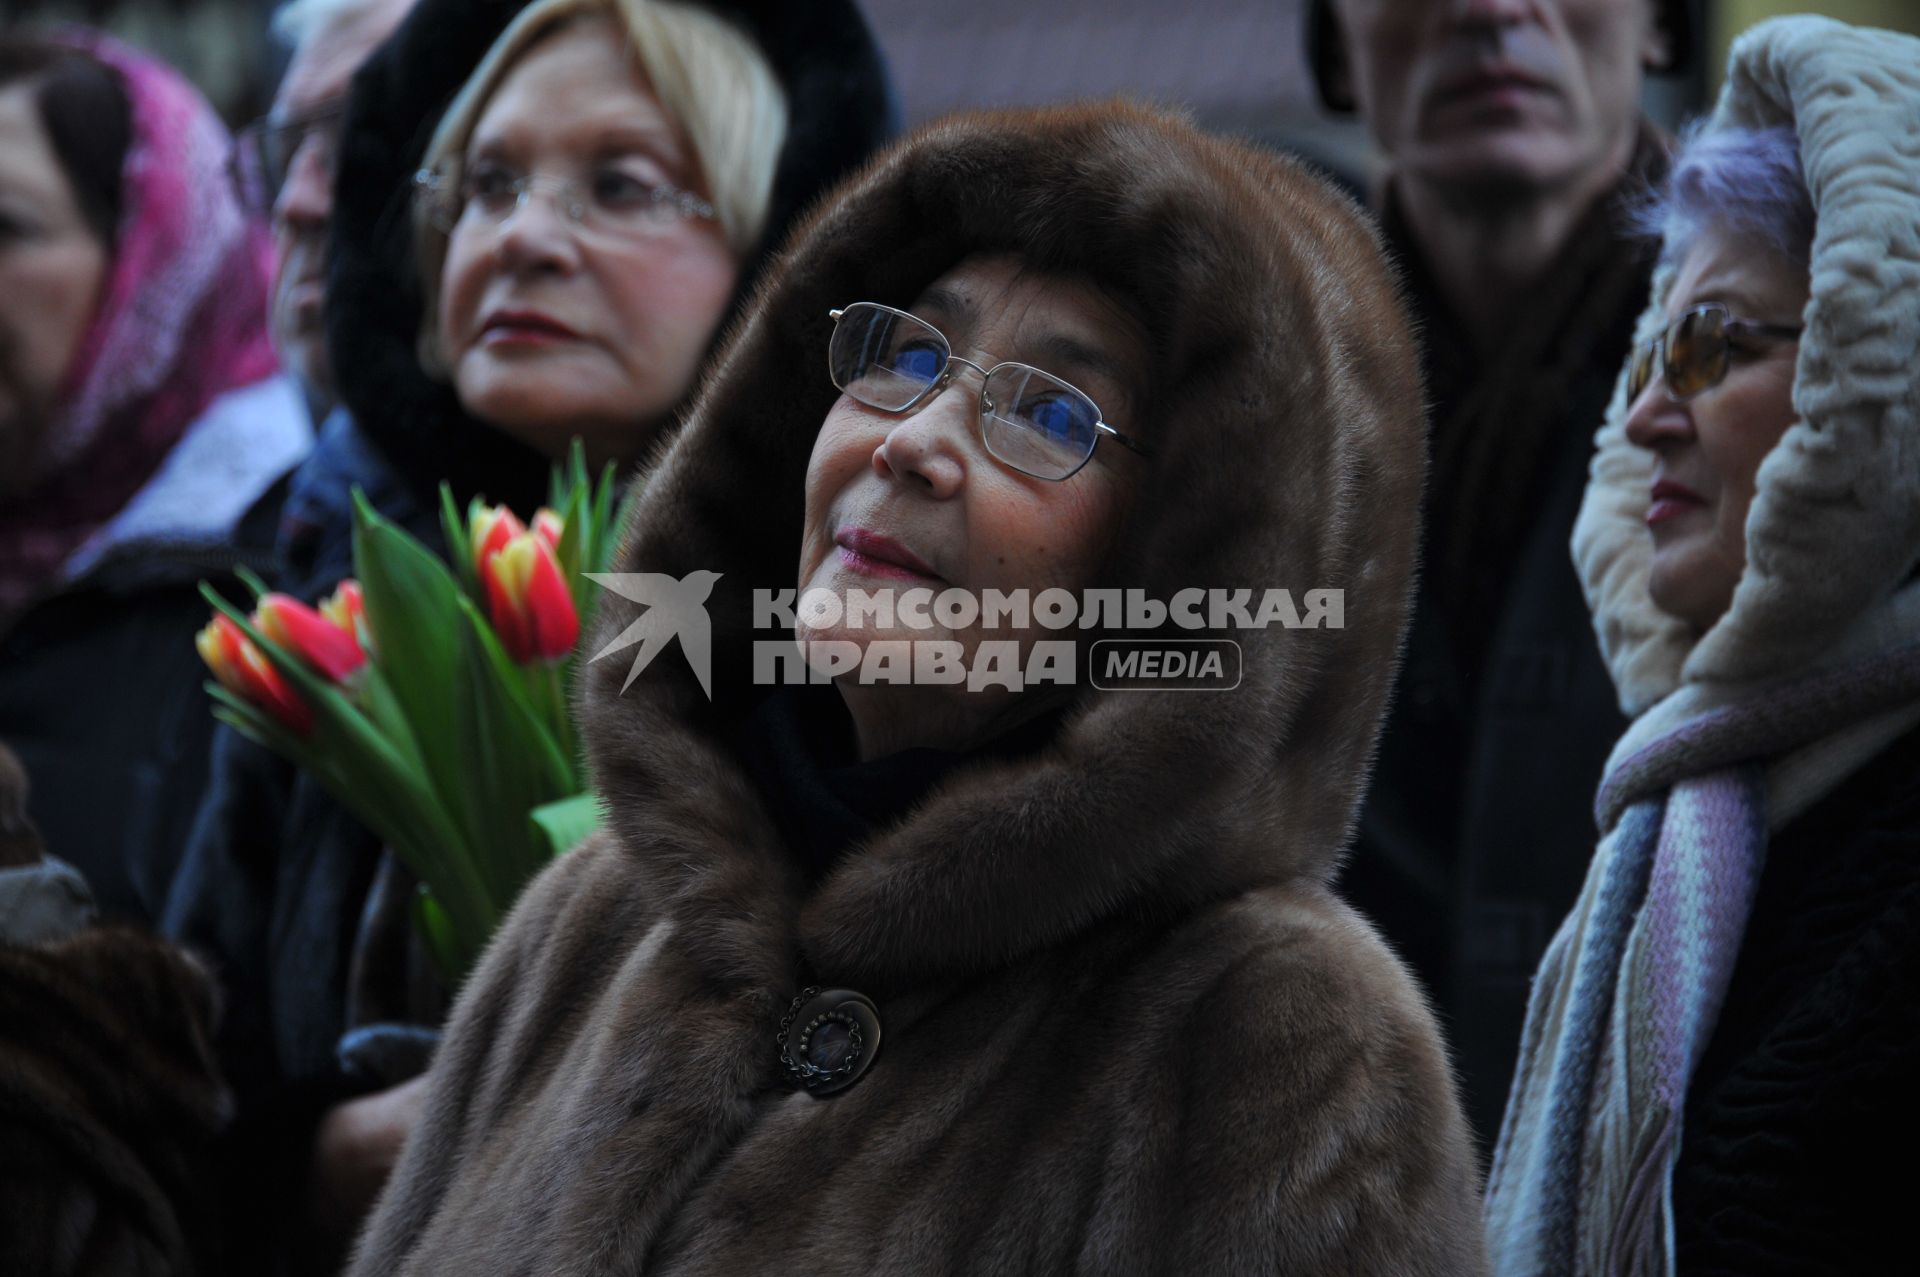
top-left (778, 987), bottom-right (881, 1096)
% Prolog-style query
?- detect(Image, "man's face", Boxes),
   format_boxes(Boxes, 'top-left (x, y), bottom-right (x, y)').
top-left (268, 0), bottom-right (408, 404)
top-left (1332, 0), bottom-right (1662, 194)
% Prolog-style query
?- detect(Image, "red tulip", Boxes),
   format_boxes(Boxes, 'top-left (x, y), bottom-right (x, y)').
top-left (531, 507), bottom-right (565, 552)
top-left (319, 580), bottom-right (370, 655)
top-left (482, 530), bottom-right (580, 663)
top-left (258, 592), bottom-right (367, 683)
top-left (470, 504), bottom-right (525, 581)
top-left (197, 614), bottom-right (313, 735)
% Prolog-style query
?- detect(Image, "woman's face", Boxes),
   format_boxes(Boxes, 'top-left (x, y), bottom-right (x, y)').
top-left (0, 82), bottom-right (108, 495)
top-left (437, 18), bottom-right (738, 463)
top-left (1624, 227), bottom-right (1808, 632)
top-left (797, 254), bottom-right (1149, 755)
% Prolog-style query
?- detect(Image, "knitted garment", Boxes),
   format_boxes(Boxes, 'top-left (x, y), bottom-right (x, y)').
top-left (1486, 642), bottom-right (1920, 1275)
top-left (0, 31), bottom-right (277, 625)
top-left (1488, 18), bottom-right (1920, 1270)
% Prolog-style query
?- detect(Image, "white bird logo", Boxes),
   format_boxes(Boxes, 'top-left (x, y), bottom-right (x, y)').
top-left (584, 570), bottom-right (724, 698)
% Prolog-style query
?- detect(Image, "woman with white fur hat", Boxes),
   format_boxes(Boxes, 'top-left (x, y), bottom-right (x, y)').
top-left (1485, 15), bottom-right (1920, 1275)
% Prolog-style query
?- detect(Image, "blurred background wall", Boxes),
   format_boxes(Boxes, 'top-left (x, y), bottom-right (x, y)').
top-left (5, 0), bottom-right (283, 122)
top-left (5, 1), bottom-right (1915, 174)
top-left (1709, 0), bottom-right (1920, 91)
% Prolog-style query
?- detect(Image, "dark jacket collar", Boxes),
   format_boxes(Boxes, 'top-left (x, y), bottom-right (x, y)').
top-left (1378, 123), bottom-right (1669, 659)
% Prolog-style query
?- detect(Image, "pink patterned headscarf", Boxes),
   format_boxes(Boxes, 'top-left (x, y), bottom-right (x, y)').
top-left (0, 31), bottom-right (278, 624)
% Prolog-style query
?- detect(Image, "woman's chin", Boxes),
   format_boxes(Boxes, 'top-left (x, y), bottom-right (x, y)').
top-left (1647, 550), bottom-right (1738, 634)
top-left (455, 366), bottom-right (656, 458)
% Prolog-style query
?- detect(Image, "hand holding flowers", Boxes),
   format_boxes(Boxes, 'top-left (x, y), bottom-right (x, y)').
top-left (197, 445), bottom-right (631, 980)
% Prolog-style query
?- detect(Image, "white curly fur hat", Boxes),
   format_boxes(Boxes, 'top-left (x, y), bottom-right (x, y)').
top-left (1575, 15), bottom-right (1920, 718)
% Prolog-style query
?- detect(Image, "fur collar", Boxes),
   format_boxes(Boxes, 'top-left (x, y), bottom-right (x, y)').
top-left (579, 102), bottom-right (1427, 998)
top-left (1574, 15), bottom-right (1920, 717)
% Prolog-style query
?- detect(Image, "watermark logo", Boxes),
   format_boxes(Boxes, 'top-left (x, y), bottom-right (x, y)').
top-left (1091, 639), bottom-right (1242, 691)
top-left (584, 570), bottom-right (722, 697)
top-left (585, 581), bottom-right (1339, 696)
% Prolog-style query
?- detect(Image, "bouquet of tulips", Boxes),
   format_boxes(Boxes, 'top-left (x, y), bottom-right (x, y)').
top-left (197, 445), bottom-right (633, 981)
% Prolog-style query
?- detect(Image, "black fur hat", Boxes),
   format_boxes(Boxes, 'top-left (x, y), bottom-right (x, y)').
top-left (324, 0), bottom-right (898, 513)
top-left (1304, 0), bottom-right (1699, 115)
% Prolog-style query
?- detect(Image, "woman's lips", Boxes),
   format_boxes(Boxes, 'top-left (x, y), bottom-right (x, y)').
top-left (479, 310), bottom-right (580, 347)
top-left (1647, 478), bottom-right (1707, 527)
top-left (835, 527), bottom-right (942, 583)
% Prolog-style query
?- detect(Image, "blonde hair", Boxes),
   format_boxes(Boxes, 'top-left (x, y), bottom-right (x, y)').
top-left (413, 0), bottom-right (787, 367)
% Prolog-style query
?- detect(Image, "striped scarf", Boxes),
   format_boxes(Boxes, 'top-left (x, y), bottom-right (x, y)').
top-left (1486, 641), bottom-right (1920, 1275)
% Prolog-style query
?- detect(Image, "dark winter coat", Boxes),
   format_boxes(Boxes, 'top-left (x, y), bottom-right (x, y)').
top-left (1340, 130), bottom-right (1664, 1150)
top-left (0, 378), bottom-right (307, 924)
top-left (348, 101), bottom-right (1487, 1276)
top-left (161, 0), bottom-right (895, 1263)
top-left (1669, 722), bottom-right (1920, 1274)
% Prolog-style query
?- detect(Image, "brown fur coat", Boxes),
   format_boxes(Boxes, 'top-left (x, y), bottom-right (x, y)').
top-left (349, 103), bottom-right (1486, 1275)
top-left (0, 742), bottom-right (232, 1275)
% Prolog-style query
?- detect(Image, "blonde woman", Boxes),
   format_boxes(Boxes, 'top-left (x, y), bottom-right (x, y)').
top-left (163, 0), bottom-right (892, 1266)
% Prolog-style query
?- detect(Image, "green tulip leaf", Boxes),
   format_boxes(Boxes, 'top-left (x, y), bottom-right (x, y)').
top-left (451, 597), bottom-right (574, 909)
top-left (530, 791), bottom-right (602, 859)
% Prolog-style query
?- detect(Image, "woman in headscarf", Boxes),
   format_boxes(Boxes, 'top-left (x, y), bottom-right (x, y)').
top-left (1486, 16), bottom-right (1920, 1274)
top-left (0, 32), bottom-right (306, 923)
top-left (348, 100), bottom-right (1488, 1275)
top-left (162, 0), bottom-right (894, 1264)
top-left (0, 38), bottom-right (285, 1245)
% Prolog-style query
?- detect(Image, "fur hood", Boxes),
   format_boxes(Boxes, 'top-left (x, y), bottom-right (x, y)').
top-left (1575, 15), bottom-right (1920, 719)
top-left (582, 99), bottom-right (1427, 995)
top-left (351, 104), bottom-right (1486, 1277)
top-left (326, 0), bottom-right (896, 510)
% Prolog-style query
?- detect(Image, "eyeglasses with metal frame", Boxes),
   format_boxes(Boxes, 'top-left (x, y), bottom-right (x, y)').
top-left (826, 301), bottom-right (1153, 482)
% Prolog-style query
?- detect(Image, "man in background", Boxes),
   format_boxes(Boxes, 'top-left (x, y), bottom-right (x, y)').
top-left (1308, 0), bottom-right (1695, 1149)
top-left (240, 0), bottom-right (413, 425)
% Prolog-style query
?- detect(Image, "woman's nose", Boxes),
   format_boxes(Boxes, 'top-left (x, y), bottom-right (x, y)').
top-left (493, 189), bottom-right (582, 274)
top-left (1623, 378), bottom-right (1694, 451)
top-left (871, 382), bottom-right (972, 498)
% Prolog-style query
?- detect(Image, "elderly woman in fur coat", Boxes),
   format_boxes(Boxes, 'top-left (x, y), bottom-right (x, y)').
top-left (1486, 16), bottom-right (1920, 1276)
top-left (347, 101), bottom-right (1488, 1275)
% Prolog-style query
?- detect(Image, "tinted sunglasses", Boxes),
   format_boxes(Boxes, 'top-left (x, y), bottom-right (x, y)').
top-left (1626, 302), bottom-right (1802, 403)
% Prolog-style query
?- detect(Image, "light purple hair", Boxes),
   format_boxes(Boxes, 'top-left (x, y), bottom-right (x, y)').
top-left (1637, 123), bottom-right (1815, 270)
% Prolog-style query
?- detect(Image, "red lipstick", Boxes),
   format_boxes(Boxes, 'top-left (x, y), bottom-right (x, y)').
top-left (480, 309), bottom-right (579, 347)
top-left (1647, 478), bottom-right (1707, 527)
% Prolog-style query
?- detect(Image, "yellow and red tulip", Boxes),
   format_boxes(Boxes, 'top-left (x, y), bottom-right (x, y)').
top-left (482, 530), bottom-right (580, 663)
top-left (531, 507), bottom-right (565, 552)
top-left (256, 592), bottom-right (368, 684)
top-left (319, 579), bottom-right (371, 655)
top-left (470, 504), bottom-right (525, 581)
top-left (197, 614), bottom-right (313, 735)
